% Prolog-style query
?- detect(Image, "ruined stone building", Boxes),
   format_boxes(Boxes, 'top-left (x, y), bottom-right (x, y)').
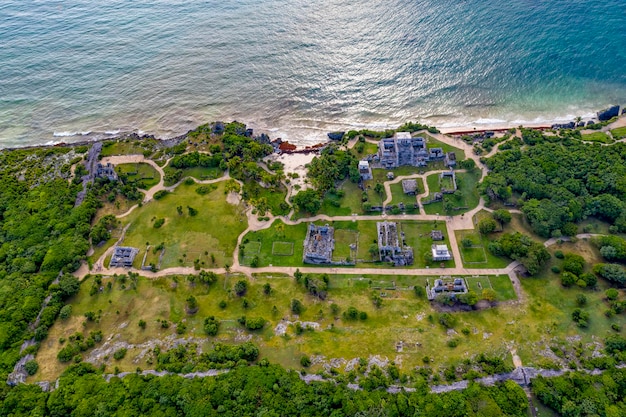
top-left (109, 246), bottom-right (139, 268)
top-left (303, 224), bottom-right (335, 264)
top-left (377, 221), bottom-right (414, 266)
top-left (96, 163), bottom-right (118, 181)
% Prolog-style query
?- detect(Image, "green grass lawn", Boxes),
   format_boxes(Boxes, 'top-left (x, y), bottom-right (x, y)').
top-left (119, 180), bottom-right (247, 269)
top-left (581, 131), bottom-right (613, 144)
top-left (251, 183), bottom-right (290, 216)
top-left (163, 166), bottom-right (224, 186)
top-left (455, 229), bottom-right (510, 269)
top-left (241, 221), bottom-right (308, 267)
top-left (423, 170), bottom-right (481, 215)
top-left (318, 180), bottom-right (369, 217)
top-left (242, 219), bottom-right (454, 269)
top-left (100, 139), bottom-right (157, 157)
top-left (353, 140), bottom-right (379, 156)
top-left (610, 126), bottom-right (626, 140)
top-left (116, 162), bottom-right (161, 190)
top-left (389, 181), bottom-right (422, 211)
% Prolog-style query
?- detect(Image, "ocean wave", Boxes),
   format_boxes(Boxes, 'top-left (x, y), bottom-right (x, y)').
top-left (52, 131), bottom-right (92, 137)
top-left (104, 129), bottom-right (121, 135)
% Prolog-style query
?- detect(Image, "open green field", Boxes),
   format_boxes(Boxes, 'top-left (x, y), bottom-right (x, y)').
top-left (581, 131), bottom-right (613, 144)
top-left (389, 180), bottom-right (423, 210)
top-left (423, 171), bottom-right (481, 215)
top-left (100, 139), bottom-right (157, 157)
top-left (242, 220), bottom-right (455, 269)
top-left (163, 166), bottom-right (224, 186)
top-left (318, 180), bottom-right (367, 217)
top-left (611, 126), bottom-right (626, 139)
top-left (37, 271), bottom-right (521, 382)
top-left (244, 181), bottom-right (290, 216)
top-left (353, 140), bottom-right (379, 156)
top-left (118, 180), bottom-right (247, 269)
top-left (116, 162), bottom-right (160, 190)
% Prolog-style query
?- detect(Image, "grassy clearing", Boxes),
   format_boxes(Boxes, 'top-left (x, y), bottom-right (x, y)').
top-left (116, 162), bottom-right (160, 190)
top-left (242, 220), bottom-right (454, 269)
top-left (581, 131), bottom-right (613, 144)
top-left (423, 170), bottom-right (481, 215)
top-left (389, 181), bottom-right (422, 210)
top-left (611, 126), bottom-right (626, 139)
top-left (36, 270), bottom-right (525, 382)
top-left (318, 180), bottom-right (372, 217)
top-left (454, 230), bottom-right (511, 269)
top-left (250, 183), bottom-right (290, 216)
top-left (101, 139), bottom-right (157, 157)
top-left (163, 166), bottom-right (224, 185)
top-left (120, 180), bottom-right (247, 269)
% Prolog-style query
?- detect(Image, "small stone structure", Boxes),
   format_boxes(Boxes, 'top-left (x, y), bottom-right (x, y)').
top-left (358, 160), bottom-right (373, 180)
top-left (109, 246), bottom-right (139, 268)
top-left (431, 244), bottom-right (452, 261)
top-left (430, 230), bottom-right (444, 241)
top-left (96, 163), bottom-right (118, 181)
top-left (440, 170), bottom-right (457, 193)
top-left (401, 179), bottom-right (418, 195)
top-left (426, 277), bottom-right (468, 300)
top-left (444, 152), bottom-right (456, 167)
top-left (303, 224), bottom-right (335, 264)
top-left (377, 221), bottom-right (413, 266)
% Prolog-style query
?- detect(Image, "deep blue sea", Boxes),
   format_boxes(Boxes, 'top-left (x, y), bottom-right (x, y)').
top-left (0, 0), bottom-right (625, 147)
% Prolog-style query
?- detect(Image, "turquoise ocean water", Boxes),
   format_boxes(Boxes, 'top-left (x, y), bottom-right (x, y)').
top-left (0, 0), bottom-right (625, 147)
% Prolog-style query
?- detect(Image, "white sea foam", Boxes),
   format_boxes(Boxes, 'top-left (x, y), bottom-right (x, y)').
top-left (52, 131), bottom-right (91, 137)
top-left (104, 129), bottom-right (121, 135)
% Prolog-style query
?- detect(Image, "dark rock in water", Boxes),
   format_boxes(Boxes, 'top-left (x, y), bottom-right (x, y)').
top-left (586, 120), bottom-right (595, 126)
top-left (577, 121), bottom-right (585, 127)
top-left (255, 133), bottom-right (270, 144)
top-left (213, 122), bottom-right (225, 134)
top-left (327, 132), bottom-right (345, 141)
top-left (566, 122), bottom-right (575, 129)
top-left (245, 128), bottom-right (254, 137)
top-left (597, 105), bottom-right (620, 121)
top-left (623, 107), bottom-right (626, 115)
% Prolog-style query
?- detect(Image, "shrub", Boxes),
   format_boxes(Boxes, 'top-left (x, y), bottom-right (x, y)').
top-left (24, 360), bottom-right (39, 376)
top-left (576, 294), bottom-right (588, 306)
top-left (138, 320), bottom-right (146, 329)
top-left (551, 266), bottom-right (561, 274)
top-left (562, 254), bottom-right (585, 276)
top-left (447, 339), bottom-right (459, 348)
top-left (606, 288), bottom-right (619, 300)
top-left (291, 299), bottom-right (303, 315)
top-left (300, 355), bottom-right (311, 367)
top-left (234, 280), bottom-right (248, 296)
top-left (439, 313), bottom-right (456, 329)
top-left (59, 305), bottom-right (72, 320)
top-left (113, 348), bottom-right (127, 360)
top-left (153, 218), bottom-right (165, 228)
top-left (204, 316), bottom-right (220, 336)
top-left (218, 300), bottom-right (227, 309)
top-left (554, 250), bottom-right (564, 259)
top-left (560, 271), bottom-right (578, 287)
top-left (154, 190), bottom-right (169, 200)
top-left (244, 317), bottom-right (266, 331)
top-left (571, 308), bottom-right (589, 327)
top-left (414, 285), bottom-right (426, 298)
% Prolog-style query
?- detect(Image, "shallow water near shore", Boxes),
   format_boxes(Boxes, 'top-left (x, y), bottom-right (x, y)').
top-left (0, 0), bottom-right (624, 148)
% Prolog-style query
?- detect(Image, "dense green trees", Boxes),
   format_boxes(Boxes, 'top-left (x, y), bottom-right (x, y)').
top-left (532, 368), bottom-right (626, 416)
top-left (0, 362), bottom-right (532, 417)
top-left (488, 233), bottom-right (550, 275)
top-left (483, 133), bottom-right (626, 236)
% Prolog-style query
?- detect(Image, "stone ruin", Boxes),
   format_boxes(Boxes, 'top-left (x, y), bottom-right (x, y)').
top-left (303, 224), bottom-right (334, 264)
top-left (377, 221), bottom-right (413, 266)
top-left (426, 277), bottom-right (468, 300)
top-left (109, 246), bottom-right (139, 268)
